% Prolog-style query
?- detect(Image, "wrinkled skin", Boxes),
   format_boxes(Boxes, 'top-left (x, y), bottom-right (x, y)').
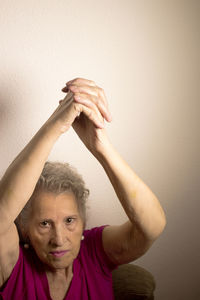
top-left (27, 191), bottom-right (83, 271)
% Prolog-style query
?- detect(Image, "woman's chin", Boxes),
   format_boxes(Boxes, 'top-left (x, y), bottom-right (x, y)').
top-left (42, 255), bottom-right (73, 270)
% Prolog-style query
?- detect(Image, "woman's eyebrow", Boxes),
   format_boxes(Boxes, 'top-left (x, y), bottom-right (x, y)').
top-left (64, 214), bottom-right (79, 219)
top-left (39, 218), bottom-right (53, 222)
top-left (39, 214), bottom-right (79, 221)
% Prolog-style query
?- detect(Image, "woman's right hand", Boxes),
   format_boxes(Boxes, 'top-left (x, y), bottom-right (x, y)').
top-left (46, 89), bottom-right (105, 135)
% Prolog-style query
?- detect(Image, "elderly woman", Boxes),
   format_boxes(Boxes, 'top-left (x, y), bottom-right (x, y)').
top-left (0, 78), bottom-right (166, 300)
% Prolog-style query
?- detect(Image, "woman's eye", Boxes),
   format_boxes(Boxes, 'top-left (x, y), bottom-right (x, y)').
top-left (40, 221), bottom-right (50, 227)
top-left (66, 218), bottom-right (74, 224)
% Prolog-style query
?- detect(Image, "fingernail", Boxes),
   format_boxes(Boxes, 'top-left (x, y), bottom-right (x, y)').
top-left (62, 87), bottom-right (68, 91)
top-left (108, 114), bottom-right (112, 122)
top-left (99, 122), bottom-right (105, 129)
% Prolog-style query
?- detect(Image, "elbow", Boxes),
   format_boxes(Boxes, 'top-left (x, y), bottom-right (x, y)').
top-left (159, 214), bottom-right (167, 235)
top-left (161, 206), bottom-right (167, 230)
top-left (153, 200), bottom-right (167, 238)
top-left (147, 212), bottom-right (167, 242)
top-left (153, 212), bottom-right (167, 240)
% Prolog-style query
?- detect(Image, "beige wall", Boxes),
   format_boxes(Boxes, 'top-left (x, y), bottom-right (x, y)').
top-left (0, 1), bottom-right (199, 299)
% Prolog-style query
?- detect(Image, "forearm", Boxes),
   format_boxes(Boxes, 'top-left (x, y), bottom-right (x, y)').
top-left (96, 140), bottom-right (166, 241)
top-left (0, 121), bottom-right (61, 229)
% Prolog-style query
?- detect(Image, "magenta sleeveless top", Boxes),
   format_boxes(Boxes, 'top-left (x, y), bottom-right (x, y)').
top-left (0, 226), bottom-right (118, 300)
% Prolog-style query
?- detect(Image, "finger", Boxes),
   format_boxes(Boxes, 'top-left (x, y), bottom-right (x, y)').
top-left (75, 94), bottom-right (104, 124)
top-left (67, 84), bottom-right (98, 97)
top-left (65, 78), bottom-right (107, 107)
top-left (73, 92), bottom-right (111, 122)
top-left (63, 78), bottom-right (112, 121)
top-left (61, 86), bottom-right (69, 92)
top-left (64, 80), bottom-right (106, 107)
top-left (54, 92), bottom-right (74, 114)
top-left (96, 87), bottom-right (112, 122)
top-left (74, 94), bottom-right (99, 114)
top-left (66, 78), bottom-right (96, 87)
top-left (62, 91), bottom-right (74, 103)
top-left (77, 103), bottom-right (104, 129)
top-left (69, 85), bottom-right (112, 122)
top-left (98, 88), bottom-right (111, 117)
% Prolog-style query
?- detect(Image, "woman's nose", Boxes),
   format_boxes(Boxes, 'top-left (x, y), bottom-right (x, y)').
top-left (51, 226), bottom-right (65, 247)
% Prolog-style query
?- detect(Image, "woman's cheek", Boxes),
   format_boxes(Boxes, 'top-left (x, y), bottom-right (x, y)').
top-left (30, 227), bottom-right (50, 245)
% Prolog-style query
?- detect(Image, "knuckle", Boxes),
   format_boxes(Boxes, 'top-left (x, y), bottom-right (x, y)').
top-left (69, 78), bottom-right (96, 86)
top-left (87, 110), bottom-right (93, 119)
top-left (73, 102), bottom-right (81, 113)
top-left (97, 87), bottom-right (104, 96)
top-left (74, 92), bottom-right (81, 97)
top-left (86, 93), bottom-right (93, 100)
top-left (74, 77), bottom-right (85, 83)
top-left (90, 80), bottom-right (96, 86)
top-left (96, 97), bottom-right (101, 106)
top-left (75, 77), bottom-right (82, 82)
top-left (99, 87), bottom-right (104, 93)
top-left (69, 77), bottom-right (80, 84)
top-left (93, 87), bottom-right (99, 96)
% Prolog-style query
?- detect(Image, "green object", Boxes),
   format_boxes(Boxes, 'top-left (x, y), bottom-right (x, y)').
top-left (112, 264), bottom-right (156, 300)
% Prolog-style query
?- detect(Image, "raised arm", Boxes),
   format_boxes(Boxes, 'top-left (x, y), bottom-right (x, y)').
top-left (65, 78), bottom-right (166, 264)
top-left (98, 141), bottom-right (166, 263)
top-left (0, 92), bottom-right (74, 233)
top-left (0, 90), bottom-right (105, 232)
top-left (0, 87), bottom-right (105, 286)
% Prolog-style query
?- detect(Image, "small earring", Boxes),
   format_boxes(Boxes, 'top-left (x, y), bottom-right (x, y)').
top-left (24, 243), bottom-right (29, 249)
top-left (81, 235), bottom-right (84, 241)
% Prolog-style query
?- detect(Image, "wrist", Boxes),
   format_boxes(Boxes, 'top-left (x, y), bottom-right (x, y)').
top-left (42, 117), bottom-right (70, 141)
top-left (93, 134), bottom-right (116, 163)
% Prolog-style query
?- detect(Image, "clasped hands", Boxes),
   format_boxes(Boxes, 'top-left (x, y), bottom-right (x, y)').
top-left (49, 77), bottom-right (113, 155)
top-left (61, 77), bottom-right (112, 127)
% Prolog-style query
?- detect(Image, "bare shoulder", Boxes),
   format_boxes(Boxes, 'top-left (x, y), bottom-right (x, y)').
top-left (0, 223), bottom-right (19, 288)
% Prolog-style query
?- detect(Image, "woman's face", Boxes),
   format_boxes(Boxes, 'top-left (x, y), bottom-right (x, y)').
top-left (27, 191), bottom-right (83, 270)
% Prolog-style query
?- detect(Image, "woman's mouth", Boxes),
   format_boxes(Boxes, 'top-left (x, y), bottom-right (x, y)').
top-left (49, 250), bottom-right (69, 257)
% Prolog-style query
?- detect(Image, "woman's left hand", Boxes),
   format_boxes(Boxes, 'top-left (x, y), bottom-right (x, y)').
top-left (61, 77), bottom-right (112, 156)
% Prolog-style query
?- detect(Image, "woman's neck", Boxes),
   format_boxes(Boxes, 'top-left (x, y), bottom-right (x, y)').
top-left (46, 264), bottom-right (74, 300)
top-left (46, 263), bottom-right (73, 281)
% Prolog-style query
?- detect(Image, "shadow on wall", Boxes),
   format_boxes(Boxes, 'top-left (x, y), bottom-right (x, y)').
top-left (0, 68), bottom-right (26, 130)
top-left (0, 67), bottom-right (35, 175)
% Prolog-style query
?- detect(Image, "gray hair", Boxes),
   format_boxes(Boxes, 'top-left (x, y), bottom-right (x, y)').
top-left (15, 161), bottom-right (89, 242)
